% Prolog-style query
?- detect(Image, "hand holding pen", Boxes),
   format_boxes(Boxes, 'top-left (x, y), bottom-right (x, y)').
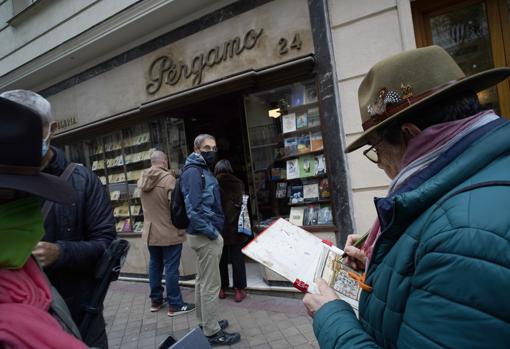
top-left (342, 231), bottom-right (369, 271)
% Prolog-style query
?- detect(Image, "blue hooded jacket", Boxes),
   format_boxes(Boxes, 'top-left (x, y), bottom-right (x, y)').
top-left (180, 152), bottom-right (224, 240)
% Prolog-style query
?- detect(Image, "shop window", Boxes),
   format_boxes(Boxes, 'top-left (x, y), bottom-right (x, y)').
top-left (244, 80), bottom-right (333, 233)
top-left (62, 117), bottom-right (188, 235)
top-left (412, 0), bottom-right (510, 117)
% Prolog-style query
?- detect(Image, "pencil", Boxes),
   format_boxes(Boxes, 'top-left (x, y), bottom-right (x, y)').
top-left (341, 230), bottom-right (370, 258)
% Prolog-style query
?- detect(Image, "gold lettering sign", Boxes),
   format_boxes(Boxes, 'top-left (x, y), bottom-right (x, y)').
top-left (146, 28), bottom-right (264, 95)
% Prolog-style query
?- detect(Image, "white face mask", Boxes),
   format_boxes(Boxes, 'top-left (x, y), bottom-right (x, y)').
top-left (41, 132), bottom-right (50, 158)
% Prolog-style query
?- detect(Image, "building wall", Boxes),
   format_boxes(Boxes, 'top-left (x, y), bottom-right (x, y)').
top-left (327, 0), bottom-right (416, 234)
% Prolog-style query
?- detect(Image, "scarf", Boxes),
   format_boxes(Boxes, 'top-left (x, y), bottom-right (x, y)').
top-left (361, 110), bottom-right (499, 265)
top-left (0, 258), bottom-right (88, 349)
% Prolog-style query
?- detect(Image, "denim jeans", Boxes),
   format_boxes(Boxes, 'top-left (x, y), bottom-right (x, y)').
top-left (148, 244), bottom-right (183, 307)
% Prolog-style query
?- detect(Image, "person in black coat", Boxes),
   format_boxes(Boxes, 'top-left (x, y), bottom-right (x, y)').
top-left (214, 160), bottom-right (248, 302)
top-left (0, 90), bottom-right (116, 349)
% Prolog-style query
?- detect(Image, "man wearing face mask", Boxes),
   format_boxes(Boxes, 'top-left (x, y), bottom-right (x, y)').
top-left (180, 134), bottom-right (241, 346)
top-left (0, 90), bottom-right (116, 349)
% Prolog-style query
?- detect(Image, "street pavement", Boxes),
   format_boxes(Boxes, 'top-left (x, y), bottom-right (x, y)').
top-left (103, 281), bottom-right (320, 349)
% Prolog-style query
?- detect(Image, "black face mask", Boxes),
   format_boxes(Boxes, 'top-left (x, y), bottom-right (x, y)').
top-left (201, 151), bottom-right (218, 169)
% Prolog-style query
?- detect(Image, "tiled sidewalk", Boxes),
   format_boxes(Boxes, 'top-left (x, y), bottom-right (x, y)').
top-left (104, 281), bottom-right (319, 349)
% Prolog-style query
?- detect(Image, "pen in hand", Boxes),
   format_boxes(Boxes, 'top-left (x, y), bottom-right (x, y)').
top-left (341, 230), bottom-right (369, 258)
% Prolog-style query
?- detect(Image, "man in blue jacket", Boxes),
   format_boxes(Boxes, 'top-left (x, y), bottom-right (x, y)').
top-left (303, 46), bottom-right (510, 348)
top-left (0, 90), bottom-right (116, 349)
top-left (181, 134), bottom-right (241, 346)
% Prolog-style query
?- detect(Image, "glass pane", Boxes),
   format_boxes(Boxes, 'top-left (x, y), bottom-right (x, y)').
top-left (244, 80), bottom-right (332, 232)
top-left (429, 2), bottom-right (500, 112)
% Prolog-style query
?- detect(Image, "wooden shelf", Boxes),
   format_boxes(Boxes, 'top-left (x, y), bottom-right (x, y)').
top-left (286, 101), bottom-right (318, 113)
top-left (289, 199), bottom-right (331, 207)
top-left (301, 224), bottom-right (336, 233)
top-left (251, 143), bottom-right (278, 150)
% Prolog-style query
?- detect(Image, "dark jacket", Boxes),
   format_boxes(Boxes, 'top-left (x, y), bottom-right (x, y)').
top-left (217, 172), bottom-right (246, 245)
top-left (42, 146), bottom-right (116, 324)
top-left (180, 153), bottom-right (224, 240)
top-left (313, 118), bottom-right (510, 348)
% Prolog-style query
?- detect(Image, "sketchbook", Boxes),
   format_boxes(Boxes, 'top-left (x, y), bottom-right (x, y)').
top-left (242, 218), bottom-right (360, 309)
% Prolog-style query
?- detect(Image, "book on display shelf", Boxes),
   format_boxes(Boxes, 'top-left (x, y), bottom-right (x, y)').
top-left (317, 206), bottom-right (333, 225)
top-left (275, 182), bottom-right (288, 199)
top-left (303, 205), bottom-right (319, 226)
top-left (289, 207), bottom-right (305, 226)
top-left (296, 112), bottom-right (308, 129)
top-left (289, 185), bottom-right (304, 205)
top-left (319, 178), bottom-right (330, 199)
top-left (297, 134), bottom-right (311, 154)
top-left (310, 132), bottom-right (323, 151)
top-left (307, 107), bottom-right (320, 127)
top-left (314, 154), bottom-right (326, 176)
top-left (303, 182), bottom-right (319, 201)
top-left (284, 138), bottom-right (298, 157)
top-left (242, 218), bottom-right (361, 310)
top-left (286, 158), bottom-right (299, 180)
top-left (282, 113), bottom-right (297, 134)
top-left (299, 155), bottom-right (316, 178)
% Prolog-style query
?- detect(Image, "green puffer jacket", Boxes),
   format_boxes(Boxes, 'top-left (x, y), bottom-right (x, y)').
top-left (313, 120), bottom-right (510, 349)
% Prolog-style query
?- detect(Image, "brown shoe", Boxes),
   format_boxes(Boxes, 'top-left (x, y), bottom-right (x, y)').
top-left (234, 289), bottom-right (246, 302)
top-left (219, 289), bottom-right (226, 299)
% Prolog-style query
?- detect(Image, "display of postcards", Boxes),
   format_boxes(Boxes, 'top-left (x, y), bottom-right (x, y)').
top-left (296, 112), bottom-right (308, 129)
top-left (282, 113), bottom-right (297, 133)
top-left (99, 176), bottom-right (107, 185)
top-left (299, 155), bottom-right (316, 178)
top-left (310, 132), bottom-right (324, 151)
top-left (318, 205), bottom-right (333, 225)
top-left (297, 135), bottom-right (311, 154)
top-left (314, 154), bottom-right (327, 176)
top-left (122, 218), bottom-right (132, 232)
top-left (92, 160), bottom-right (98, 171)
top-left (303, 205), bottom-right (320, 226)
top-left (271, 167), bottom-right (282, 180)
top-left (275, 182), bottom-right (288, 199)
top-left (319, 178), bottom-right (331, 199)
top-left (284, 137), bottom-right (298, 157)
top-left (307, 107), bottom-right (320, 127)
top-left (303, 182), bottom-right (319, 201)
top-left (133, 221), bottom-right (144, 234)
top-left (115, 221), bottom-right (124, 233)
top-left (286, 158), bottom-right (299, 180)
top-left (289, 185), bottom-right (304, 205)
top-left (289, 207), bottom-right (305, 226)
top-left (106, 158), bottom-right (115, 168)
top-left (114, 155), bottom-right (124, 166)
top-left (113, 205), bottom-right (129, 217)
top-left (110, 191), bottom-right (121, 201)
top-left (127, 170), bottom-right (143, 181)
top-left (130, 205), bottom-right (141, 216)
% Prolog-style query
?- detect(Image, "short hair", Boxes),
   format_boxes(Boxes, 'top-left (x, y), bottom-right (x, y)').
top-left (376, 91), bottom-right (484, 145)
top-left (0, 90), bottom-right (53, 126)
top-left (150, 150), bottom-right (168, 164)
top-left (214, 159), bottom-right (234, 175)
top-left (194, 134), bottom-right (215, 149)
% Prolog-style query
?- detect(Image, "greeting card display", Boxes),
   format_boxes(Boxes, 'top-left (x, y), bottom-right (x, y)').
top-left (282, 113), bottom-right (297, 133)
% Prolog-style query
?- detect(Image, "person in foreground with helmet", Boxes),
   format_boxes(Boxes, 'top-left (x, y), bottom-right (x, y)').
top-left (303, 46), bottom-right (510, 348)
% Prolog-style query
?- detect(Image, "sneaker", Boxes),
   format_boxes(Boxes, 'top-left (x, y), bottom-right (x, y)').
top-left (199, 319), bottom-right (229, 331)
top-left (219, 289), bottom-right (226, 299)
top-left (234, 289), bottom-right (246, 303)
top-left (167, 303), bottom-right (195, 317)
top-left (150, 300), bottom-right (166, 312)
top-left (207, 329), bottom-right (241, 346)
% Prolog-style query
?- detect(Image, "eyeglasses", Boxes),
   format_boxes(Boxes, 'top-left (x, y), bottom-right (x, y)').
top-left (363, 139), bottom-right (383, 164)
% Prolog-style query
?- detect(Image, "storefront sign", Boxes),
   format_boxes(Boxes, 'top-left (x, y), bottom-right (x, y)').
top-left (147, 29), bottom-right (264, 95)
top-left (55, 116), bottom-right (78, 132)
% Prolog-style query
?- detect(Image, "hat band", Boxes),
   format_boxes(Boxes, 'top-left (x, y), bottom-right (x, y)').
top-left (361, 79), bottom-right (459, 131)
top-left (0, 164), bottom-right (40, 175)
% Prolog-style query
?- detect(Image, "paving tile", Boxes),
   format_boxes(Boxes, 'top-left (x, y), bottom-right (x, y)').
top-left (269, 338), bottom-right (291, 349)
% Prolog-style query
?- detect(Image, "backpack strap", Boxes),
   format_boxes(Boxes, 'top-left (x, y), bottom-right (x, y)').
top-left (441, 180), bottom-right (510, 203)
top-left (41, 163), bottom-right (78, 221)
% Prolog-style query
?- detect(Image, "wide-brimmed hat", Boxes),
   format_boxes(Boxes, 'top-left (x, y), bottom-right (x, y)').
top-left (0, 96), bottom-right (75, 204)
top-left (346, 45), bottom-right (510, 152)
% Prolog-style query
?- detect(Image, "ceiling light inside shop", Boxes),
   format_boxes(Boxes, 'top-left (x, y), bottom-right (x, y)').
top-left (268, 108), bottom-right (281, 118)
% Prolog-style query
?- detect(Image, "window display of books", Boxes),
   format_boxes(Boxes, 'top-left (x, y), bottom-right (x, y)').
top-left (245, 80), bottom-right (332, 231)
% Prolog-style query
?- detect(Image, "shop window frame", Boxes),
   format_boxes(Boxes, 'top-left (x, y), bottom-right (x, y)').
top-left (412, 0), bottom-right (510, 118)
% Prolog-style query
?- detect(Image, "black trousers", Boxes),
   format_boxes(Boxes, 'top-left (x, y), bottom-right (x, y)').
top-left (219, 243), bottom-right (247, 289)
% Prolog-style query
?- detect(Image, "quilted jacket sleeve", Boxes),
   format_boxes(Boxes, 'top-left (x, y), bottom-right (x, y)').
top-left (396, 224), bottom-right (510, 348)
top-left (53, 170), bottom-right (116, 272)
top-left (313, 300), bottom-right (381, 349)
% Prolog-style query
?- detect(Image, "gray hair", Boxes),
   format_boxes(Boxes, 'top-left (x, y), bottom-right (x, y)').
top-left (0, 90), bottom-right (53, 126)
top-left (150, 150), bottom-right (168, 164)
top-left (194, 134), bottom-right (215, 149)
